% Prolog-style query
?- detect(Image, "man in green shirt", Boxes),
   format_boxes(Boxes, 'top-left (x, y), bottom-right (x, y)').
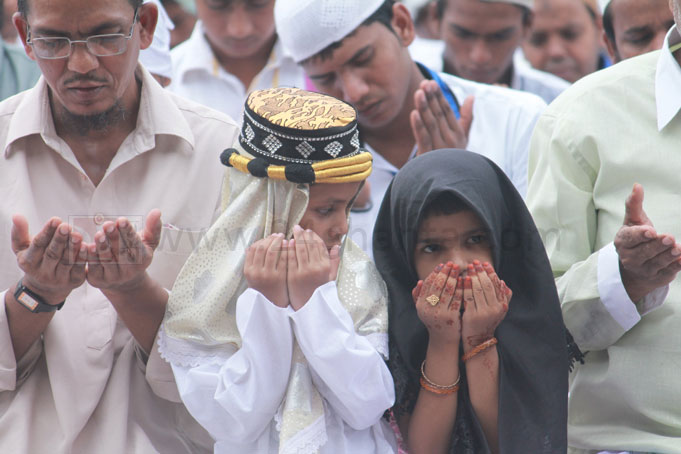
top-left (527, 3), bottom-right (681, 452)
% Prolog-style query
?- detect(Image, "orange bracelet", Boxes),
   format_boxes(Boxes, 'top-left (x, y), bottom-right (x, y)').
top-left (420, 377), bottom-right (460, 395)
top-left (461, 337), bottom-right (498, 362)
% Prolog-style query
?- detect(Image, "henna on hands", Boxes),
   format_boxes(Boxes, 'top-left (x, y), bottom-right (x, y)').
top-left (414, 262), bottom-right (462, 347)
top-left (461, 261), bottom-right (510, 353)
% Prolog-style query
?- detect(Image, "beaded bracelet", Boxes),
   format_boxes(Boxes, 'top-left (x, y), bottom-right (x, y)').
top-left (420, 377), bottom-right (460, 395)
top-left (420, 360), bottom-right (460, 395)
top-left (461, 337), bottom-right (498, 362)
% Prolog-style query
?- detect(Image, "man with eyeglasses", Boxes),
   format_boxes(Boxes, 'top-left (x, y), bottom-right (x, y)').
top-left (0, 0), bottom-right (239, 452)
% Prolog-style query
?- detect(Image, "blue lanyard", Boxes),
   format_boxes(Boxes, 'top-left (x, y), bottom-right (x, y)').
top-left (417, 62), bottom-right (461, 120)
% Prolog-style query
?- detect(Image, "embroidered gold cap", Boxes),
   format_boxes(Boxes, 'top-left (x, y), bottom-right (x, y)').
top-left (220, 87), bottom-right (372, 184)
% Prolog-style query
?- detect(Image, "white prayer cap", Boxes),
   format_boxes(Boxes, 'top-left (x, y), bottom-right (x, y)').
top-left (599, 0), bottom-right (611, 12)
top-left (139, 0), bottom-right (175, 80)
top-left (275, 0), bottom-right (385, 63)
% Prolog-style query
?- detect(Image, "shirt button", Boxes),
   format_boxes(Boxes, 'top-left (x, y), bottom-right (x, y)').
top-left (93, 213), bottom-right (105, 225)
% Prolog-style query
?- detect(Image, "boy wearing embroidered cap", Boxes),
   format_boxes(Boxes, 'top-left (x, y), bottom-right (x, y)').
top-left (601, 0), bottom-right (673, 63)
top-left (160, 87), bottom-right (397, 454)
top-left (274, 0), bottom-right (547, 257)
top-left (427, 0), bottom-right (569, 103)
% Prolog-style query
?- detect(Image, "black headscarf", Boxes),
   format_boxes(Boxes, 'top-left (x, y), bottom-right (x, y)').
top-left (373, 149), bottom-right (569, 454)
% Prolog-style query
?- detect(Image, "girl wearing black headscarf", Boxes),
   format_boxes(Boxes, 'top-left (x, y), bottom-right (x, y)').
top-left (373, 149), bottom-right (572, 454)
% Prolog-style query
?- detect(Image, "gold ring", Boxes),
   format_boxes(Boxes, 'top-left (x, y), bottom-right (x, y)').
top-left (426, 295), bottom-right (440, 306)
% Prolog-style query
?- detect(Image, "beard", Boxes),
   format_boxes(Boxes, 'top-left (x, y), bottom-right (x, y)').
top-left (59, 99), bottom-right (128, 136)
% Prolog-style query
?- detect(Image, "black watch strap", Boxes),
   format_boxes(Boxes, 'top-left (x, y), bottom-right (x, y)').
top-left (14, 279), bottom-right (64, 313)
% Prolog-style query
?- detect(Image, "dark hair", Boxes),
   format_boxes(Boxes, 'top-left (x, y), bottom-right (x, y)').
top-left (436, 0), bottom-right (532, 26)
top-left (18, 0), bottom-right (143, 17)
top-left (602, 3), bottom-right (615, 44)
top-left (302, 0), bottom-right (396, 64)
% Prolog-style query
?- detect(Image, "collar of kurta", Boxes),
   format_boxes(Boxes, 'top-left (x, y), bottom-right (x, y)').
top-left (655, 26), bottom-right (681, 131)
top-left (4, 64), bottom-right (195, 158)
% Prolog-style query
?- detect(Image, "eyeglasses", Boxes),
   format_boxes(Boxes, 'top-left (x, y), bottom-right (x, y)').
top-left (26, 9), bottom-right (138, 60)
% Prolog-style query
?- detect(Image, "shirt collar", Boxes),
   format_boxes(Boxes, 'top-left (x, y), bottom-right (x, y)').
top-left (5, 64), bottom-right (195, 157)
top-left (656, 26), bottom-right (681, 131)
top-left (177, 21), bottom-right (294, 80)
top-left (175, 21), bottom-right (219, 78)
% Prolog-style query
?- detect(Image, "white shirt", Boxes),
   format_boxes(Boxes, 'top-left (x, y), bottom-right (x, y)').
top-left (171, 282), bottom-right (397, 454)
top-left (348, 71), bottom-right (546, 256)
top-left (409, 40), bottom-right (569, 104)
top-left (169, 21), bottom-right (306, 122)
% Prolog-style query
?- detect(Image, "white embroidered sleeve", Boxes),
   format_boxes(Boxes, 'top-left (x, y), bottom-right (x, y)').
top-left (172, 288), bottom-right (294, 444)
top-left (288, 282), bottom-right (395, 431)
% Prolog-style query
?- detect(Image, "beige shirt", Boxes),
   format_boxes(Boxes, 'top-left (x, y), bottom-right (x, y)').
top-left (0, 66), bottom-right (239, 453)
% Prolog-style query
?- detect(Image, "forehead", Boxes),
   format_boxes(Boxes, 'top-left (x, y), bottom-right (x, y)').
top-left (610, 0), bottom-right (672, 25)
top-left (302, 22), bottom-right (391, 73)
top-left (198, 0), bottom-right (273, 13)
top-left (532, 0), bottom-right (592, 27)
top-left (308, 181), bottom-right (361, 203)
top-left (25, 0), bottom-right (134, 32)
top-left (417, 210), bottom-right (484, 238)
top-left (534, 0), bottom-right (589, 19)
top-left (443, 0), bottom-right (524, 26)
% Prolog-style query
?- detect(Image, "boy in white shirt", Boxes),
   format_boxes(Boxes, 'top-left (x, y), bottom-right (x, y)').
top-left (160, 87), bottom-right (396, 454)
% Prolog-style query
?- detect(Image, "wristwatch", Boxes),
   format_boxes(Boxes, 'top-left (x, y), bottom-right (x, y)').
top-left (14, 279), bottom-right (64, 313)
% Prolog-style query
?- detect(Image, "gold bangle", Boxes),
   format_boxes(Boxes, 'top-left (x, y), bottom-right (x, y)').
top-left (420, 360), bottom-right (460, 390)
top-left (420, 377), bottom-right (460, 395)
top-left (461, 337), bottom-right (498, 362)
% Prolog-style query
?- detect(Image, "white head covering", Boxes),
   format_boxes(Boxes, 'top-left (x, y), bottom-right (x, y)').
top-left (139, 0), bottom-right (175, 80)
top-left (599, 0), bottom-right (611, 12)
top-left (274, 0), bottom-right (385, 63)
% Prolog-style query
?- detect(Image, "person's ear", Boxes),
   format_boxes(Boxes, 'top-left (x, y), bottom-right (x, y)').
top-left (12, 12), bottom-right (34, 61)
top-left (391, 2), bottom-right (416, 47)
top-left (137, 2), bottom-right (158, 51)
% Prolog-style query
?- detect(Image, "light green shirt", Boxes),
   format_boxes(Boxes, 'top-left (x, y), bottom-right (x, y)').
top-left (527, 28), bottom-right (681, 453)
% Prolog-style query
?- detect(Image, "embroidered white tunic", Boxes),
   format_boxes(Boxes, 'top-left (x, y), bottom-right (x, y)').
top-left (170, 282), bottom-right (397, 454)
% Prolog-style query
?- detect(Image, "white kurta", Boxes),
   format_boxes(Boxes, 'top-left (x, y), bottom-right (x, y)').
top-left (171, 282), bottom-right (397, 454)
top-left (409, 39), bottom-right (569, 104)
top-left (169, 22), bottom-right (305, 123)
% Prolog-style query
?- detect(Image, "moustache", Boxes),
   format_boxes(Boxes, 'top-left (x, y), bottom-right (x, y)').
top-left (63, 75), bottom-right (108, 86)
